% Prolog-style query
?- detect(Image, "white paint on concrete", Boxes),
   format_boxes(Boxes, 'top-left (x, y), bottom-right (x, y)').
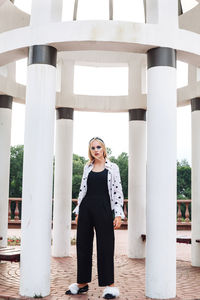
top-left (146, 66), bottom-right (177, 299)
top-left (52, 118), bottom-right (73, 257)
top-left (0, 107), bottom-right (12, 247)
top-left (191, 109), bottom-right (200, 266)
top-left (128, 120), bottom-right (146, 258)
top-left (20, 64), bottom-right (57, 297)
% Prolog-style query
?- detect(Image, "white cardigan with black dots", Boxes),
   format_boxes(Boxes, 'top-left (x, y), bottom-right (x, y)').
top-left (73, 158), bottom-right (125, 219)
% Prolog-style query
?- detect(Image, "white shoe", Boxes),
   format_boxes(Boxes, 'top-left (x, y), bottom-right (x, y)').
top-left (65, 283), bottom-right (89, 295)
top-left (102, 286), bottom-right (120, 299)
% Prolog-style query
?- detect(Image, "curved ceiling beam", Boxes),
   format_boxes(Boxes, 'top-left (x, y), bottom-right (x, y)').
top-left (0, 0), bottom-right (7, 6)
top-left (0, 22), bottom-right (200, 67)
top-left (179, 3), bottom-right (200, 34)
top-left (0, 69), bottom-right (199, 109)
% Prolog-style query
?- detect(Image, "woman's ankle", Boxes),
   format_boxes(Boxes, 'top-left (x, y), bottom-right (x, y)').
top-left (78, 283), bottom-right (88, 288)
top-left (108, 283), bottom-right (114, 287)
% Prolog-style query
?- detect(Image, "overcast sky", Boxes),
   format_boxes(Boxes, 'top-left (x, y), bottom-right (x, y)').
top-left (10, 0), bottom-right (196, 164)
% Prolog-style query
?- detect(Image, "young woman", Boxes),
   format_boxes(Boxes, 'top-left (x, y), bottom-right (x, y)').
top-left (65, 137), bottom-right (124, 299)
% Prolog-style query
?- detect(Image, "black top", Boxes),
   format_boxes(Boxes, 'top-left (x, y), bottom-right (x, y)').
top-left (85, 169), bottom-right (110, 198)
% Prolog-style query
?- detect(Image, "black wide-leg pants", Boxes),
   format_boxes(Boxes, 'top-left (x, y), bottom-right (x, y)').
top-left (76, 195), bottom-right (115, 286)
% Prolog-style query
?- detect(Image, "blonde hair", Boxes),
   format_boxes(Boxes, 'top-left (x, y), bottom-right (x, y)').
top-left (88, 137), bottom-right (107, 164)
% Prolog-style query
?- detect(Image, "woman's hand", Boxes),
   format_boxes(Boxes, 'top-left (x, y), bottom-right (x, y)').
top-left (113, 216), bottom-right (122, 229)
top-left (75, 215), bottom-right (78, 225)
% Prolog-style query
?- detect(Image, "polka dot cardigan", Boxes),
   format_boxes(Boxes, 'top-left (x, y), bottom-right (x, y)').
top-left (73, 158), bottom-right (125, 219)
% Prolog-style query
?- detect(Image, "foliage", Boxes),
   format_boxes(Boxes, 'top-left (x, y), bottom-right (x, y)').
top-left (177, 159), bottom-right (191, 199)
top-left (9, 145), bottom-right (24, 198)
top-left (177, 159), bottom-right (191, 220)
top-left (9, 145), bottom-right (24, 218)
top-left (72, 154), bottom-right (87, 198)
top-left (110, 152), bottom-right (128, 198)
top-left (106, 147), bottom-right (112, 157)
top-left (9, 145), bottom-right (191, 221)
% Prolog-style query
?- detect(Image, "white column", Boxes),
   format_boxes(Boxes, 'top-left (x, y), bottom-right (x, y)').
top-left (128, 109), bottom-right (146, 258)
top-left (146, 47), bottom-right (177, 299)
top-left (30, 0), bottom-right (63, 26)
top-left (191, 98), bottom-right (200, 267)
top-left (20, 45), bottom-right (57, 298)
top-left (58, 60), bottom-right (74, 108)
top-left (145, 0), bottom-right (178, 27)
top-left (188, 65), bottom-right (197, 85)
top-left (0, 96), bottom-right (12, 247)
top-left (128, 59), bottom-right (146, 109)
top-left (52, 108), bottom-right (74, 257)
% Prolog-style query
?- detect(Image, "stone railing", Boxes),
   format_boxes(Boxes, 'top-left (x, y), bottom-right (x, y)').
top-left (177, 199), bottom-right (191, 230)
top-left (8, 198), bottom-right (190, 230)
top-left (8, 198), bottom-right (21, 228)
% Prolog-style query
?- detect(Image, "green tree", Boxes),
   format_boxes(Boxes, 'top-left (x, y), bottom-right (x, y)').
top-left (110, 152), bottom-right (128, 198)
top-left (72, 154), bottom-right (87, 198)
top-left (9, 145), bottom-right (24, 219)
top-left (106, 147), bottom-right (112, 157)
top-left (177, 159), bottom-right (191, 199)
top-left (71, 154), bottom-right (87, 218)
top-left (177, 159), bottom-right (191, 220)
top-left (9, 145), bottom-right (24, 197)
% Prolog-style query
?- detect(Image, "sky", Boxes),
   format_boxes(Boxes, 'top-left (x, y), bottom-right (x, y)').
top-left (10, 0), bottom-right (197, 164)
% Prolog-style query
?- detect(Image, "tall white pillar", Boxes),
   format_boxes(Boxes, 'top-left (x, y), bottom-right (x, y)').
top-left (128, 109), bottom-right (146, 258)
top-left (30, 0), bottom-right (63, 26)
top-left (146, 47), bottom-right (177, 299)
top-left (20, 45), bottom-right (57, 298)
top-left (188, 65), bottom-right (197, 85)
top-left (0, 95), bottom-right (12, 247)
top-left (191, 98), bottom-right (200, 267)
top-left (52, 108), bottom-right (74, 257)
top-left (145, 0), bottom-right (178, 27)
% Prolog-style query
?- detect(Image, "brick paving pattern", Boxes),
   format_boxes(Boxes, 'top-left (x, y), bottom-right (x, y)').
top-left (0, 230), bottom-right (200, 300)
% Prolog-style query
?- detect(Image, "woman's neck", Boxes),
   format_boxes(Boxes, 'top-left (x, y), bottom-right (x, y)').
top-left (94, 157), bottom-right (105, 165)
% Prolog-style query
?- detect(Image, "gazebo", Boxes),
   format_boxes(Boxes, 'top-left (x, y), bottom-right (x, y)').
top-left (0, 0), bottom-right (200, 299)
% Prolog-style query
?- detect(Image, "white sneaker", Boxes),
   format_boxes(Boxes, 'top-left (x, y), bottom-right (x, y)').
top-left (65, 283), bottom-right (89, 295)
top-left (102, 286), bottom-right (120, 299)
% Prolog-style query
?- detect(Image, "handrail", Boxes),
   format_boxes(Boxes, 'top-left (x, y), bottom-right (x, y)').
top-left (7, 198), bottom-right (191, 230)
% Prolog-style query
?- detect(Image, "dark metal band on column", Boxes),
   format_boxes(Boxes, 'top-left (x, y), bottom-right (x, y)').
top-left (0, 95), bottom-right (13, 109)
top-left (147, 47), bottom-right (176, 69)
top-left (129, 109), bottom-right (146, 121)
top-left (191, 98), bottom-right (200, 112)
top-left (56, 108), bottom-right (74, 120)
top-left (28, 45), bottom-right (57, 67)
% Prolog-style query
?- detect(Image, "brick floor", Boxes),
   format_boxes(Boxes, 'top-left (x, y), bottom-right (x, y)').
top-left (0, 230), bottom-right (199, 300)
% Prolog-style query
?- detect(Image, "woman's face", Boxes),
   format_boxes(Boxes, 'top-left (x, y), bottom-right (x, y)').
top-left (90, 140), bottom-right (104, 160)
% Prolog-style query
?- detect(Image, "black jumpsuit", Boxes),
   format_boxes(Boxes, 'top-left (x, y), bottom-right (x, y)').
top-left (76, 168), bottom-right (115, 286)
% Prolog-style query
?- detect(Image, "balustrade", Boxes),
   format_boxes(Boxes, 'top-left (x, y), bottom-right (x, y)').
top-left (8, 198), bottom-right (21, 227)
top-left (177, 199), bottom-right (191, 230)
top-left (7, 198), bottom-right (191, 230)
